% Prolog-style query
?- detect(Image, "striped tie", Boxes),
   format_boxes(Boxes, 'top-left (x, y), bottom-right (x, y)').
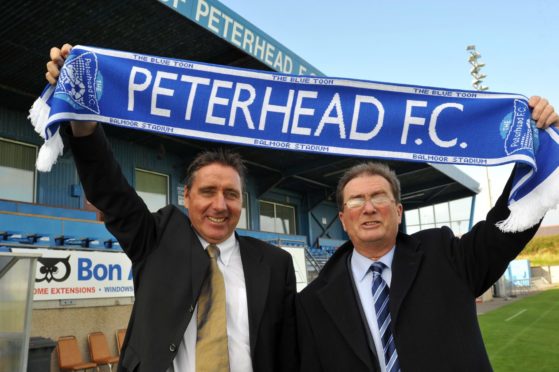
top-left (371, 262), bottom-right (400, 372)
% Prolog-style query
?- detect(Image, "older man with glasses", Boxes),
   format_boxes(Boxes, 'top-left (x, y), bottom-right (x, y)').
top-left (296, 98), bottom-right (559, 372)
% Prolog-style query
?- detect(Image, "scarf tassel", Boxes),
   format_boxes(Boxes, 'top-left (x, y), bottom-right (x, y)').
top-left (497, 166), bottom-right (559, 232)
top-left (28, 87), bottom-right (63, 172)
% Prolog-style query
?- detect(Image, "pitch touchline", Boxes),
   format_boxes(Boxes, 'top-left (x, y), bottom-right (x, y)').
top-left (505, 309), bottom-right (527, 322)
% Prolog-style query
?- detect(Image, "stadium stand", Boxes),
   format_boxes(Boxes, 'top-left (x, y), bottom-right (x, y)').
top-left (0, 200), bottom-right (121, 252)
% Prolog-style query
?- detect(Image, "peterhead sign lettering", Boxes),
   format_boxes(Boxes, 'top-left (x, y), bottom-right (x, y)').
top-left (157, 0), bottom-right (322, 76)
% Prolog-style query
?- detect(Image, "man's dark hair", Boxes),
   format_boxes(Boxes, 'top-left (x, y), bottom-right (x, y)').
top-left (336, 162), bottom-right (401, 211)
top-left (185, 148), bottom-right (246, 191)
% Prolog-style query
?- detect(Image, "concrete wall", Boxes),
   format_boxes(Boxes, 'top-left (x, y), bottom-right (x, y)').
top-left (552, 266), bottom-right (559, 283)
top-left (532, 265), bottom-right (559, 284)
top-left (30, 303), bottom-right (132, 372)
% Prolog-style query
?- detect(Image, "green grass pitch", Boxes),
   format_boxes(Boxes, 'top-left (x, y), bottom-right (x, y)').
top-left (479, 288), bottom-right (559, 371)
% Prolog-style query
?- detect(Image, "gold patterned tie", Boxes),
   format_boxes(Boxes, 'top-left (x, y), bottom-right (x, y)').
top-left (196, 244), bottom-right (230, 372)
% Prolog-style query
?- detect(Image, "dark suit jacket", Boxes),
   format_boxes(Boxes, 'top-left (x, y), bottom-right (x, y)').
top-left (69, 125), bottom-right (297, 372)
top-left (296, 172), bottom-right (539, 372)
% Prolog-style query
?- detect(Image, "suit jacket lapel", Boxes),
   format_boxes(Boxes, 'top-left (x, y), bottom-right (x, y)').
top-left (390, 233), bottom-right (423, 325)
top-left (238, 236), bottom-right (271, 353)
top-left (189, 229), bottom-right (209, 301)
top-left (317, 248), bottom-right (374, 370)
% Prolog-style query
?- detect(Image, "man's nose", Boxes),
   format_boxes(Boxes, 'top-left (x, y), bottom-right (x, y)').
top-left (212, 192), bottom-right (227, 210)
top-left (362, 198), bottom-right (377, 213)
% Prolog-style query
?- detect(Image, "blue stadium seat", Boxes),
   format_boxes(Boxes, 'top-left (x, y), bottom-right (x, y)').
top-left (0, 231), bottom-right (51, 246)
top-left (0, 207), bottom-right (121, 252)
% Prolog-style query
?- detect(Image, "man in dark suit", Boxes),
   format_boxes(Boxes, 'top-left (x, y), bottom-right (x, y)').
top-left (296, 97), bottom-right (558, 372)
top-left (47, 44), bottom-right (296, 372)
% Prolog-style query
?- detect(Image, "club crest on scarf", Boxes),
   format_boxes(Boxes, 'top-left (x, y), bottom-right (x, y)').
top-left (55, 51), bottom-right (103, 114)
top-left (500, 99), bottom-right (538, 156)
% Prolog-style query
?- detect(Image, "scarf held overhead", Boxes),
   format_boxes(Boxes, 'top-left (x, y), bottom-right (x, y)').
top-left (29, 45), bottom-right (559, 232)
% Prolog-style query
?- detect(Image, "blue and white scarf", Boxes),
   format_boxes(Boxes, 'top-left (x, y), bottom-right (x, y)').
top-left (29, 45), bottom-right (559, 233)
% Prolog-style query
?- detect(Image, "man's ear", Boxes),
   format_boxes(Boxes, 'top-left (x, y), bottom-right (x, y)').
top-left (339, 211), bottom-right (347, 232)
top-left (396, 203), bottom-right (403, 224)
top-left (184, 187), bottom-right (190, 209)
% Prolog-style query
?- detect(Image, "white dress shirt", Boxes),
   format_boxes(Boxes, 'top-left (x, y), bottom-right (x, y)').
top-left (167, 233), bottom-right (253, 372)
top-left (351, 246), bottom-right (396, 372)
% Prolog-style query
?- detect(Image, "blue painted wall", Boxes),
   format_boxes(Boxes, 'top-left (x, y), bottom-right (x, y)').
top-left (307, 202), bottom-right (345, 247)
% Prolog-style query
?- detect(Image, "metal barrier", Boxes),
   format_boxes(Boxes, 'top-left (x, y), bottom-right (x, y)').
top-left (0, 251), bottom-right (41, 371)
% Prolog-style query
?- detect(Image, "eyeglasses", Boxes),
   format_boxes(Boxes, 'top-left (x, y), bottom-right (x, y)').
top-left (343, 194), bottom-right (395, 209)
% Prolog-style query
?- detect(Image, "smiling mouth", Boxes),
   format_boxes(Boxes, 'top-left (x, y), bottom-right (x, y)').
top-left (362, 221), bottom-right (380, 227)
top-left (208, 216), bottom-right (227, 223)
